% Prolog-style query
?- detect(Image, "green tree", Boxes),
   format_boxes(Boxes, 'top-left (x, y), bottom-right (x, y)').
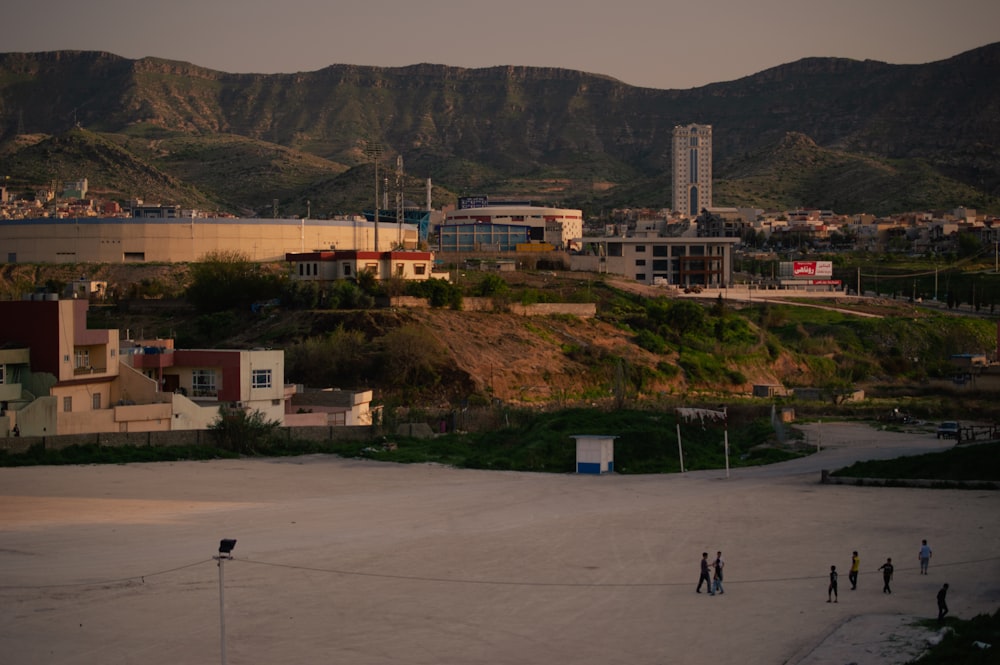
top-left (664, 300), bottom-right (707, 352)
top-left (476, 274), bottom-right (509, 297)
top-left (377, 324), bottom-right (448, 388)
top-left (186, 251), bottom-right (283, 313)
top-left (285, 326), bottom-right (369, 387)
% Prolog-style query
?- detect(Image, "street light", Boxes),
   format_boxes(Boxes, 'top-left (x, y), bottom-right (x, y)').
top-left (719, 405), bottom-right (730, 479)
top-left (214, 539), bottom-right (237, 665)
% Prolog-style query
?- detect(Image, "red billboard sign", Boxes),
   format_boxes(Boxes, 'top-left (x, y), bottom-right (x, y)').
top-left (792, 261), bottom-right (833, 278)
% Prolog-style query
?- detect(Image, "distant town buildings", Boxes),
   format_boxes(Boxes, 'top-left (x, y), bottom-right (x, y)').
top-left (672, 124), bottom-right (713, 217)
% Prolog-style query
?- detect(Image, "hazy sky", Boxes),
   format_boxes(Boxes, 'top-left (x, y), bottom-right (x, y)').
top-left (5, 0), bottom-right (998, 89)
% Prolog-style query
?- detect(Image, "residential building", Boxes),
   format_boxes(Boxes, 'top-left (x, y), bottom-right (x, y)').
top-left (285, 250), bottom-right (435, 282)
top-left (125, 342), bottom-right (286, 428)
top-left (285, 388), bottom-right (377, 427)
top-left (0, 297), bottom-right (288, 436)
top-left (672, 124), bottom-right (713, 217)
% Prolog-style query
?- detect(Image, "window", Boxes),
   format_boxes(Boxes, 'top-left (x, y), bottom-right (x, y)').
top-left (0, 365), bottom-right (4, 384)
top-left (635, 259), bottom-right (646, 266)
top-left (75, 349), bottom-right (90, 369)
top-left (63, 396), bottom-right (72, 412)
top-left (635, 245), bottom-right (646, 253)
top-left (414, 264), bottom-right (426, 276)
top-left (252, 368), bottom-right (272, 389)
top-left (635, 274), bottom-right (646, 281)
top-left (299, 263), bottom-right (305, 276)
top-left (653, 245), bottom-right (669, 257)
top-left (396, 263), bottom-right (404, 276)
top-left (343, 263), bottom-right (352, 276)
top-left (92, 393), bottom-right (101, 410)
top-left (191, 369), bottom-right (217, 397)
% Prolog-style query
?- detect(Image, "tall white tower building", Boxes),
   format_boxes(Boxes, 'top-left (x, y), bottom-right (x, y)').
top-left (672, 124), bottom-right (712, 217)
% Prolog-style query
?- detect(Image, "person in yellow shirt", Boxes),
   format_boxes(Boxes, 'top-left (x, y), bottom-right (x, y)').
top-left (849, 551), bottom-right (860, 590)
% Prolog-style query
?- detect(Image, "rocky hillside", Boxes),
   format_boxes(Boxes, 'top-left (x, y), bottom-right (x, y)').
top-left (0, 45), bottom-right (998, 215)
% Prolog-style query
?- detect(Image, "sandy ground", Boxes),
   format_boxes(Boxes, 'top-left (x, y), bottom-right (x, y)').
top-left (1, 422), bottom-right (998, 665)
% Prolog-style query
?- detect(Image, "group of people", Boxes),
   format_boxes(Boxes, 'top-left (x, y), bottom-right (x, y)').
top-left (696, 551), bottom-right (724, 596)
top-left (697, 540), bottom-right (947, 619)
top-left (825, 540), bottom-right (949, 622)
top-left (828, 552), bottom-right (895, 602)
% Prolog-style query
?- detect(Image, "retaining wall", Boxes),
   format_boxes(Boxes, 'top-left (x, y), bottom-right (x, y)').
top-left (0, 425), bottom-right (374, 455)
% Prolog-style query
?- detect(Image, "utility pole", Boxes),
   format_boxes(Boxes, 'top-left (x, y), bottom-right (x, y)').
top-left (365, 141), bottom-right (383, 251)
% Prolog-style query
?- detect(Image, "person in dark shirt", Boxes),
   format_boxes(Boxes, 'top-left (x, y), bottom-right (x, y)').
top-left (827, 565), bottom-right (839, 603)
top-left (878, 557), bottom-right (894, 594)
top-left (937, 583), bottom-right (949, 622)
top-left (697, 552), bottom-right (714, 595)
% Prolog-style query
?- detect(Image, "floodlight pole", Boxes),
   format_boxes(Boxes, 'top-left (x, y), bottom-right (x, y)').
top-left (215, 552), bottom-right (230, 665)
top-left (722, 406), bottom-right (730, 479)
top-left (214, 539), bottom-right (236, 665)
top-left (221, 555), bottom-right (228, 664)
top-left (676, 422), bottom-right (685, 473)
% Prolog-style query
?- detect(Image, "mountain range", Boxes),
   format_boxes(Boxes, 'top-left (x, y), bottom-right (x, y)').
top-left (0, 44), bottom-right (998, 217)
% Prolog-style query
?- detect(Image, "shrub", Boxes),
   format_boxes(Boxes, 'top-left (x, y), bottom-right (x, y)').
top-left (209, 406), bottom-right (281, 455)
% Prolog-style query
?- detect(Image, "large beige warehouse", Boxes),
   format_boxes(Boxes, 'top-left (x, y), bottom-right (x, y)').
top-left (0, 217), bottom-right (419, 263)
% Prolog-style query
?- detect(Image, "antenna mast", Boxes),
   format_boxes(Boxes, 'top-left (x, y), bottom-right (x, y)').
top-left (396, 155), bottom-right (404, 247)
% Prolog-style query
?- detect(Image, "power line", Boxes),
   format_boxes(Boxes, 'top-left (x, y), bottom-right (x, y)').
top-left (0, 558), bottom-right (213, 590)
top-left (3, 555), bottom-right (996, 591)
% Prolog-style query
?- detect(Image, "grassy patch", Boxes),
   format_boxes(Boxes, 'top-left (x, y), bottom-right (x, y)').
top-left (912, 611), bottom-right (1000, 664)
top-left (0, 408), bottom-right (801, 474)
top-left (831, 441), bottom-right (1000, 481)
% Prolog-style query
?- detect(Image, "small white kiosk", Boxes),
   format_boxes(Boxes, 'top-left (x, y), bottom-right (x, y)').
top-left (571, 435), bottom-right (616, 474)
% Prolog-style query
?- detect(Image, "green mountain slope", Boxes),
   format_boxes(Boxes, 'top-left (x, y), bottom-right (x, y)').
top-left (0, 44), bottom-right (997, 215)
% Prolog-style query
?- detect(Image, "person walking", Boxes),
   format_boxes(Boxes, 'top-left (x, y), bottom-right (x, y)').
top-left (849, 551), bottom-right (860, 590)
top-left (878, 557), bottom-right (894, 594)
top-left (697, 552), bottom-right (714, 595)
top-left (919, 540), bottom-right (933, 575)
top-left (827, 565), bottom-right (839, 603)
top-left (937, 583), bottom-right (949, 622)
top-left (712, 551), bottom-right (725, 595)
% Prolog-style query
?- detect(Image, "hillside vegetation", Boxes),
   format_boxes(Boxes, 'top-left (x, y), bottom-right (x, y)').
top-left (14, 260), bottom-right (999, 418)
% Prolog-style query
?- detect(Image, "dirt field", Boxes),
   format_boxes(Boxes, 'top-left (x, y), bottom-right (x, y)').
top-left (1, 422), bottom-right (998, 665)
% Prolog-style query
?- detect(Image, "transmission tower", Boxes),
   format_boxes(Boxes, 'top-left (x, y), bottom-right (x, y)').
top-left (364, 140), bottom-right (383, 251)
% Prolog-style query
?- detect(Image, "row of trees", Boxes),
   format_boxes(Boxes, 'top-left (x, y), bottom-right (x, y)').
top-left (185, 251), bottom-right (465, 314)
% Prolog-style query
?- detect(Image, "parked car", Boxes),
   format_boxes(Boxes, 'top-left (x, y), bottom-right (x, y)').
top-left (936, 421), bottom-right (960, 440)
